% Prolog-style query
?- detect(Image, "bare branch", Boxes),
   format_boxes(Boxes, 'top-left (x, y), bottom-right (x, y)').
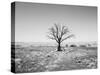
top-left (61, 34), bottom-right (74, 42)
top-left (47, 34), bottom-right (58, 43)
top-left (54, 23), bottom-right (59, 38)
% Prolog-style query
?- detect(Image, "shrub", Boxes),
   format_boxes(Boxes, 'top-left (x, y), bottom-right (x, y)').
top-left (80, 45), bottom-right (87, 47)
top-left (70, 44), bottom-right (77, 47)
top-left (66, 44), bottom-right (68, 47)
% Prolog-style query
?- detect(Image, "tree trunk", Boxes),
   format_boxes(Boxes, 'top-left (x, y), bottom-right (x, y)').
top-left (57, 42), bottom-right (62, 51)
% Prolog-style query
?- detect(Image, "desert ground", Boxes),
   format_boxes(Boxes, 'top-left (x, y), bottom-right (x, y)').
top-left (11, 43), bottom-right (97, 73)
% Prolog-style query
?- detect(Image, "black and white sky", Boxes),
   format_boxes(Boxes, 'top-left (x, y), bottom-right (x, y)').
top-left (15, 2), bottom-right (97, 43)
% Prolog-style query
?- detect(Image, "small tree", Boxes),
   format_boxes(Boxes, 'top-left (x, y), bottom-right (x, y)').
top-left (47, 23), bottom-right (74, 51)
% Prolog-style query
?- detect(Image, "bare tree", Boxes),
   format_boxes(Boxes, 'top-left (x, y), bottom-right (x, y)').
top-left (47, 23), bottom-right (74, 51)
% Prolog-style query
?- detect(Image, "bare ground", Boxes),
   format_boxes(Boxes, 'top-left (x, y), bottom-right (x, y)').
top-left (12, 46), bottom-right (97, 73)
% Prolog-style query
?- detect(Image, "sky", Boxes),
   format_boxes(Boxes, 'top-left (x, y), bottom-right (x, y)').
top-left (15, 2), bottom-right (97, 43)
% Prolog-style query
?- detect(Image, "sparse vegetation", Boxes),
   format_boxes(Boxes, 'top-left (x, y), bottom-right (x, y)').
top-left (12, 43), bottom-right (97, 73)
